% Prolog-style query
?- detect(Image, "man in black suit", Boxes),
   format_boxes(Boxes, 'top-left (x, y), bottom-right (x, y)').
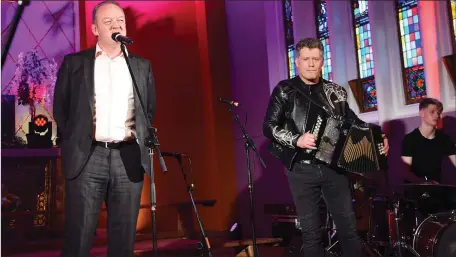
top-left (53, 1), bottom-right (156, 256)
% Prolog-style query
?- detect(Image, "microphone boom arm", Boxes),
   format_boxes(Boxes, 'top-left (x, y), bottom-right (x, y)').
top-left (1, 0), bottom-right (30, 69)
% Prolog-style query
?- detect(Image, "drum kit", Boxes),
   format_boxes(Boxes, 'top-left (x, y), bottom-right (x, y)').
top-left (321, 181), bottom-right (456, 257)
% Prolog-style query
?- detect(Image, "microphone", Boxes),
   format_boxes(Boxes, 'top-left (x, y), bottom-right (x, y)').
top-left (162, 152), bottom-right (188, 157)
top-left (218, 98), bottom-right (240, 107)
top-left (111, 32), bottom-right (133, 44)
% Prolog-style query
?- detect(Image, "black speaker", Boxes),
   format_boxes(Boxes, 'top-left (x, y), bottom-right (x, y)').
top-left (1, 95), bottom-right (16, 142)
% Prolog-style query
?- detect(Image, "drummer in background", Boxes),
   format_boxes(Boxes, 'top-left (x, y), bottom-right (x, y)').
top-left (401, 98), bottom-right (456, 184)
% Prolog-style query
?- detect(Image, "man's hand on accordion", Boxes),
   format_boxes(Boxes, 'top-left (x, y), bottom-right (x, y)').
top-left (297, 132), bottom-right (318, 150)
top-left (382, 134), bottom-right (390, 156)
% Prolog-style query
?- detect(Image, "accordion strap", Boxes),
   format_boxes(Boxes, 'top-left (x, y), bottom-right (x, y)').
top-left (285, 81), bottom-right (333, 116)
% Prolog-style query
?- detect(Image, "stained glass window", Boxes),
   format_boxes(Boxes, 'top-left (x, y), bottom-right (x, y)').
top-left (362, 78), bottom-right (377, 110)
top-left (352, 0), bottom-right (377, 111)
top-left (283, 0), bottom-right (296, 78)
top-left (353, 0), bottom-right (374, 79)
top-left (316, 0), bottom-right (332, 81)
top-left (397, 0), bottom-right (427, 103)
top-left (450, 0), bottom-right (456, 48)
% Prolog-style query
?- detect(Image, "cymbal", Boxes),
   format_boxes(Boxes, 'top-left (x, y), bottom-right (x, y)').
top-left (348, 171), bottom-right (384, 181)
top-left (399, 183), bottom-right (456, 188)
top-left (398, 183), bottom-right (456, 214)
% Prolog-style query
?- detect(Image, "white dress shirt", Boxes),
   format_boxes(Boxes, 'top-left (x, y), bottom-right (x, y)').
top-left (93, 43), bottom-right (135, 142)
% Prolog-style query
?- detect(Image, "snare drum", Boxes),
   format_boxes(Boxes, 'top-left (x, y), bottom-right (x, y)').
top-left (413, 212), bottom-right (456, 257)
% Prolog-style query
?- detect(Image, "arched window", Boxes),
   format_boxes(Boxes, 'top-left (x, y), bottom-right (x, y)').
top-left (349, 0), bottom-right (377, 112)
top-left (315, 0), bottom-right (333, 81)
top-left (283, 0), bottom-right (296, 78)
top-left (443, 0), bottom-right (456, 88)
top-left (449, 0), bottom-right (456, 51)
top-left (396, 0), bottom-right (427, 104)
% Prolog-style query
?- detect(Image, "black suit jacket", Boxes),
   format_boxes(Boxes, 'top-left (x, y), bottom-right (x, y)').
top-left (53, 48), bottom-right (156, 181)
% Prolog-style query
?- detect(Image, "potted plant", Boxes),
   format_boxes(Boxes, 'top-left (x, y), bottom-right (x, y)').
top-left (8, 49), bottom-right (57, 148)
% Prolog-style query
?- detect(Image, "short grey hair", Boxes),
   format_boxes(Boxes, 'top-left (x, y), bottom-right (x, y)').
top-left (295, 38), bottom-right (324, 57)
top-left (92, 0), bottom-right (122, 25)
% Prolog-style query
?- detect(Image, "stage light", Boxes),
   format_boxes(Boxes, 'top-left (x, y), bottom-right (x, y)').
top-left (33, 115), bottom-right (48, 133)
top-left (26, 114), bottom-right (53, 148)
top-left (229, 222), bottom-right (242, 240)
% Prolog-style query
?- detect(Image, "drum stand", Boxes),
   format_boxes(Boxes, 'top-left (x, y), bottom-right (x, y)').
top-left (384, 201), bottom-right (421, 257)
top-left (324, 203), bottom-right (380, 257)
top-left (325, 208), bottom-right (339, 253)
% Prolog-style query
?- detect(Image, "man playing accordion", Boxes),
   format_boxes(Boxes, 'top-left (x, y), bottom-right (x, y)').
top-left (263, 38), bottom-right (389, 257)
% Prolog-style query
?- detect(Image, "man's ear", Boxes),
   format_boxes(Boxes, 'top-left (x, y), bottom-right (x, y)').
top-left (91, 24), bottom-right (99, 37)
top-left (419, 109), bottom-right (425, 119)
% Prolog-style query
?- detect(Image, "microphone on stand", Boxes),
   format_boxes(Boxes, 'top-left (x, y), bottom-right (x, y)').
top-left (218, 98), bottom-right (240, 107)
top-left (111, 32), bottom-right (134, 44)
top-left (162, 152), bottom-right (188, 158)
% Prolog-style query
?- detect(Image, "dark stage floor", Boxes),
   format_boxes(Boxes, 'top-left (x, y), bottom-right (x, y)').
top-left (0, 229), bottom-right (428, 257)
top-left (2, 237), bottom-right (404, 257)
top-left (2, 238), bottom-right (284, 257)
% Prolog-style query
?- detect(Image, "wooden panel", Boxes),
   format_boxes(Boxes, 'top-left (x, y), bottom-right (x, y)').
top-left (1, 148), bottom-right (61, 245)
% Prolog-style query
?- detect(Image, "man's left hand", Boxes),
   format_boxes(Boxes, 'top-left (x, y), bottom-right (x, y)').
top-left (382, 134), bottom-right (389, 156)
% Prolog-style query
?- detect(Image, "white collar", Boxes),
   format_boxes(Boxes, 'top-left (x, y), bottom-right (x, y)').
top-left (95, 43), bottom-right (128, 58)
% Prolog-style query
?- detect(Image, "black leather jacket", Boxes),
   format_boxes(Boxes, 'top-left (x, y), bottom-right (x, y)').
top-left (263, 76), bottom-right (365, 170)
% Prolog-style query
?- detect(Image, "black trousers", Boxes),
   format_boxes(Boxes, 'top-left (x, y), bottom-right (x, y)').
top-left (287, 162), bottom-right (362, 257)
top-left (61, 146), bottom-right (144, 257)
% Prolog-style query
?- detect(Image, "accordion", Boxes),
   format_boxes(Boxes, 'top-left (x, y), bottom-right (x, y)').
top-left (306, 115), bottom-right (387, 173)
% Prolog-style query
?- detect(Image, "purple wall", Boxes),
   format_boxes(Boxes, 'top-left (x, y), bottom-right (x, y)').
top-left (225, 1), bottom-right (293, 237)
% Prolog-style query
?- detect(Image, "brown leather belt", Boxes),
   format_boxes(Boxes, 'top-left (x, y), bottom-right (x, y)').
top-left (92, 139), bottom-right (137, 149)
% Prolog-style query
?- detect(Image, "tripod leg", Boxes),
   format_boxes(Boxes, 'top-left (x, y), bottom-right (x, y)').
top-left (245, 145), bottom-right (259, 257)
top-left (177, 156), bottom-right (212, 257)
top-left (188, 188), bottom-right (212, 257)
top-left (393, 203), bottom-right (403, 257)
top-left (152, 193), bottom-right (158, 257)
top-left (382, 241), bottom-right (399, 257)
top-left (326, 206), bottom-right (332, 245)
top-left (325, 240), bottom-right (339, 251)
top-left (360, 239), bottom-right (381, 257)
top-left (382, 242), bottom-right (421, 257)
top-left (404, 244), bottom-right (421, 257)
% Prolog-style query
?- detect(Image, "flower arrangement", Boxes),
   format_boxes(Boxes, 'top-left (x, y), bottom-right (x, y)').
top-left (8, 49), bottom-right (57, 119)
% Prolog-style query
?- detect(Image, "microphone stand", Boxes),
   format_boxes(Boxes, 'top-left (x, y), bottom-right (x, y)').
top-left (1, 0), bottom-right (30, 69)
top-left (120, 43), bottom-right (167, 257)
top-left (225, 104), bottom-right (266, 257)
top-left (169, 155), bottom-right (213, 257)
